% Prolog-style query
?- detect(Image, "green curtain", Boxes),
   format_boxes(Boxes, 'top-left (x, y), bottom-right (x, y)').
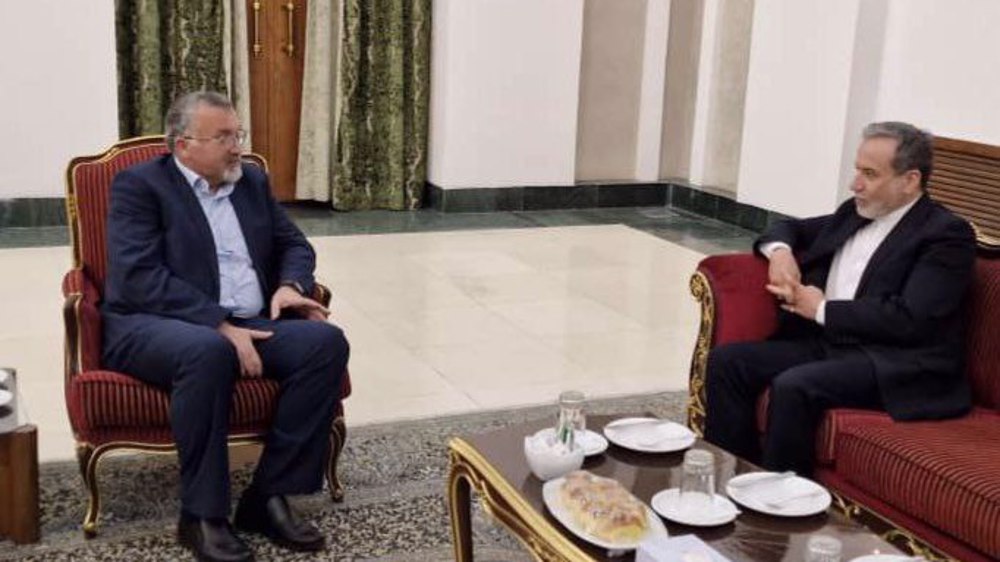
top-left (333, 0), bottom-right (431, 210)
top-left (116, 0), bottom-right (228, 138)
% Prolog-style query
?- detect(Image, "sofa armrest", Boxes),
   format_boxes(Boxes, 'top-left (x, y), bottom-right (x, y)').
top-left (687, 253), bottom-right (778, 434)
top-left (62, 269), bottom-right (103, 381)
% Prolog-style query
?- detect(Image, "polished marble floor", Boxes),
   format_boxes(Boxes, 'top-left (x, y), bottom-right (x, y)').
top-left (0, 206), bottom-right (755, 461)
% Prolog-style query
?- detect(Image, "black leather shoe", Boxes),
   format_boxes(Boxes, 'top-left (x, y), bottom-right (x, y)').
top-left (235, 493), bottom-right (325, 552)
top-left (177, 516), bottom-right (254, 562)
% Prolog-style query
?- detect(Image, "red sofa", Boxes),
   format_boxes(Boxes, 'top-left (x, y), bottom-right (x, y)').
top-left (687, 249), bottom-right (1000, 562)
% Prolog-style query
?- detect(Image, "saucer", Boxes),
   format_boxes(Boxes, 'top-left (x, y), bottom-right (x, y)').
top-left (725, 472), bottom-right (831, 517)
top-left (650, 488), bottom-right (740, 527)
top-left (851, 555), bottom-right (923, 562)
top-left (603, 417), bottom-right (696, 453)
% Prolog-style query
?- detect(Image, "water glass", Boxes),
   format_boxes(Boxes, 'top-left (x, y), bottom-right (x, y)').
top-left (805, 534), bottom-right (842, 562)
top-left (555, 390), bottom-right (586, 449)
top-left (678, 448), bottom-right (716, 513)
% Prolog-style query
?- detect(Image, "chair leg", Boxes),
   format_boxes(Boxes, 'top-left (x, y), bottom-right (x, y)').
top-left (76, 443), bottom-right (101, 538)
top-left (326, 416), bottom-right (346, 503)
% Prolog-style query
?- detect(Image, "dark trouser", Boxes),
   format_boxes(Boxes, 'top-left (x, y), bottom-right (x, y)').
top-left (104, 315), bottom-right (349, 519)
top-left (704, 338), bottom-right (881, 476)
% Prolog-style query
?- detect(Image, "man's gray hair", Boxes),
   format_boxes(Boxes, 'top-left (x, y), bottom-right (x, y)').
top-left (862, 121), bottom-right (934, 188)
top-left (164, 91), bottom-right (234, 152)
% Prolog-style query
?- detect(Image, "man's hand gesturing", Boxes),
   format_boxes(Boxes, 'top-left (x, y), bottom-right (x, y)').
top-left (764, 246), bottom-right (823, 321)
top-left (767, 246), bottom-right (801, 290)
top-left (270, 285), bottom-right (330, 322)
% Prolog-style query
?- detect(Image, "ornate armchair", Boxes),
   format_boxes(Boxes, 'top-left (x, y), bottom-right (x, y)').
top-left (63, 136), bottom-right (352, 537)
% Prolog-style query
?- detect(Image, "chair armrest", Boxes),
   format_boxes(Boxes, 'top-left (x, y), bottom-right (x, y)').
top-left (311, 282), bottom-right (332, 308)
top-left (311, 281), bottom-right (352, 402)
top-left (687, 253), bottom-right (777, 434)
top-left (62, 269), bottom-right (103, 380)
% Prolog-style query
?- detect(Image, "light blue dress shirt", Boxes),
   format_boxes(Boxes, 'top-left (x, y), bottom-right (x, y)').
top-left (174, 158), bottom-right (264, 318)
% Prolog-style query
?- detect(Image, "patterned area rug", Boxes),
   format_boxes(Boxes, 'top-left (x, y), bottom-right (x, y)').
top-left (0, 391), bottom-right (687, 561)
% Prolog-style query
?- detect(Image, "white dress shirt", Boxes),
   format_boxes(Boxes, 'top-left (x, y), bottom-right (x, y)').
top-left (762, 196), bottom-right (920, 325)
top-left (175, 158), bottom-right (264, 318)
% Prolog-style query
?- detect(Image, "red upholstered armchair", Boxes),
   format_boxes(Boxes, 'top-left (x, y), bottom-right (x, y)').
top-left (63, 136), bottom-right (352, 537)
top-left (688, 248), bottom-right (1000, 562)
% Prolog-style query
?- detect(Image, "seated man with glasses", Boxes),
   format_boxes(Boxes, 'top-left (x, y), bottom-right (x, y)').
top-left (101, 91), bottom-right (349, 562)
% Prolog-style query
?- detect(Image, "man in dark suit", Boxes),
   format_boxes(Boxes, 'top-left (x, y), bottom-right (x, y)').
top-left (102, 91), bottom-right (349, 561)
top-left (704, 122), bottom-right (976, 477)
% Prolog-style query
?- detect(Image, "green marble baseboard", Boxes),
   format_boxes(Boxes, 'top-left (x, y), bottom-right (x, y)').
top-left (0, 198), bottom-right (66, 228)
top-left (2, 184), bottom-right (789, 234)
top-left (427, 182), bottom-right (668, 213)
top-left (668, 183), bottom-right (792, 232)
top-left (428, 182), bottom-right (788, 233)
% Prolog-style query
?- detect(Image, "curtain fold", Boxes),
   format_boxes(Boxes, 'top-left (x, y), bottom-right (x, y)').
top-left (296, 1), bottom-right (341, 201)
top-left (116, 0), bottom-right (229, 138)
top-left (226, 0), bottom-right (253, 148)
top-left (332, 0), bottom-right (431, 210)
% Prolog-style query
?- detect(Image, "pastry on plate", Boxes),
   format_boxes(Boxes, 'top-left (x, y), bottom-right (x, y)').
top-left (560, 470), bottom-right (648, 543)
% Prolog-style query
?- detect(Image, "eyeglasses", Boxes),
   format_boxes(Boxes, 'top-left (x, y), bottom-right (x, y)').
top-left (181, 129), bottom-right (248, 148)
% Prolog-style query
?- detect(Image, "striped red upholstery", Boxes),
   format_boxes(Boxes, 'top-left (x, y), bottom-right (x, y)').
top-left (68, 371), bottom-right (281, 442)
top-left (754, 392), bottom-right (883, 466)
top-left (814, 408), bottom-right (887, 465)
top-left (62, 268), bottom-right (103, 373)
top-left (834, 408), bottom-right (1000, 560)
top-left (966, 257), bottom-right (1000, 409)
top-left (69, 142), bottom-right (167, 287)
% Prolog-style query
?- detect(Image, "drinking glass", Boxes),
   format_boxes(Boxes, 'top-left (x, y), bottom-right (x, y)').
top-left (555, 390), bottom-right (586, 450)
top-left (678, 448), bottom-right (716, 513)
top-left (805, 534), bottom-right (842, 562)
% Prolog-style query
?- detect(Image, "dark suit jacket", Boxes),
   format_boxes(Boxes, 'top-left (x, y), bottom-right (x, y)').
top-left (101, 155), bottom-right (316, 355)
top-left (756, 194), bottom-right (976, 421)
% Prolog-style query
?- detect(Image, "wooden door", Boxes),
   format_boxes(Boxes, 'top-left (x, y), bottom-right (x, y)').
top-left (247, 0), bottom-right (307, 201)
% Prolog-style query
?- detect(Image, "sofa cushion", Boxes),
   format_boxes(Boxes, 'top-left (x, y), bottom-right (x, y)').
top-left (966, 257), bottom-right (1000, 409)
top-left (834, 408), bottom-right (1000, 559)
top-left (815, 408), bottom-right (888, 465)
top-left (68, 371), bottom-right (281, 444)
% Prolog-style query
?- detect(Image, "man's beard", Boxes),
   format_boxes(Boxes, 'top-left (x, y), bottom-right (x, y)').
top-left (222, 164), bottom-right (243, 185)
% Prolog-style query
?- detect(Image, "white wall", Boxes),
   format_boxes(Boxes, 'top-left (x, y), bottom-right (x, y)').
top-left (737, 0), bottom-right (1000, 217)
top-left (0, 1), bottom-right (118, 199)
top-left (875, 0), bottom-right (1000, 145)
top-left (736, 0), bottom-right (861, 218)
top-left (635, 0), bottom-right (671, 181)
top-left (427, 0), bottom-right (584, 188)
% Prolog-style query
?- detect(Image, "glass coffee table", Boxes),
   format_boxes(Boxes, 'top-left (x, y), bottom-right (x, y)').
top-left (447, 414), bottom-right (904, 561)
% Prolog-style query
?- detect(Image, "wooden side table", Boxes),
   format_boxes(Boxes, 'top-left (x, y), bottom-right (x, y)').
top-left (0, 424), bottom-right (40, 544)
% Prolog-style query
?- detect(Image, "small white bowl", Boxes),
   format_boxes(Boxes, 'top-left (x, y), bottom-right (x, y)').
top-left (524, 430), bottom-right (585, 481)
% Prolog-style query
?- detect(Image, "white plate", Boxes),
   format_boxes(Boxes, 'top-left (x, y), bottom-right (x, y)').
top-left (851, 555), bottom-right (923, 562)
top-left (533, 428), bottom-right (609, 457)
top-left (542, 476), bottom-right (668, 551)
top-left (0, 389), bottom-right (12, 408)
top-left (650, 488), bottom-right (740, 527)
top-left (725, 472), bottom-right (831, 517)
top-left (603, 417), bottom-right (696, 453)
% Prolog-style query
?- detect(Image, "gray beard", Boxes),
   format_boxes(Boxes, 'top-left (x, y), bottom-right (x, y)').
top-left (222, 165), bottom-right (243, 185)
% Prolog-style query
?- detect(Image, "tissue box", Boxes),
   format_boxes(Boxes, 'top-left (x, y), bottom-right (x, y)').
top-left (636, 534), bottom-right (731, 562)
top-left (0, 367), bottom-right (18, 434)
